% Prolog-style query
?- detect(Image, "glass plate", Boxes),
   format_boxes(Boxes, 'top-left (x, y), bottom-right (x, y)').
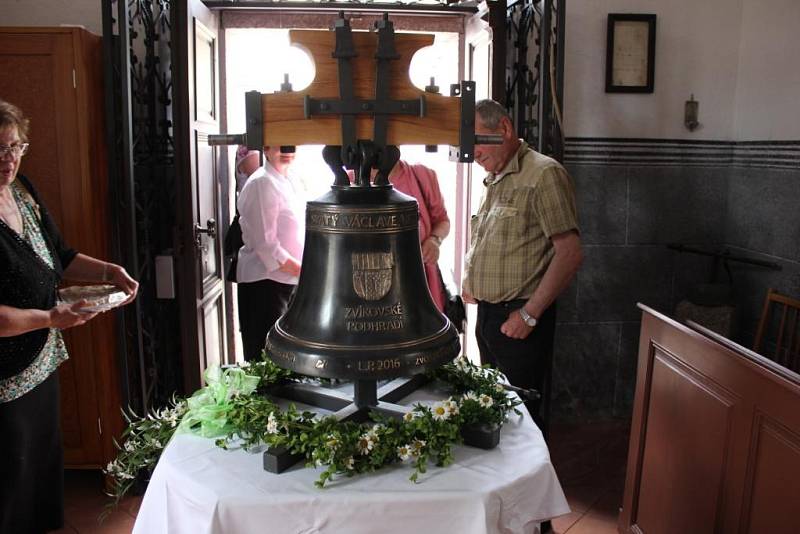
top-left (59, 284), bottom-right (128, 313)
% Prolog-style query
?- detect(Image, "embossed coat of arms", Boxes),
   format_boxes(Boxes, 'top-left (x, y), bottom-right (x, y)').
top-left (351, 252), bottom-right (394, 300)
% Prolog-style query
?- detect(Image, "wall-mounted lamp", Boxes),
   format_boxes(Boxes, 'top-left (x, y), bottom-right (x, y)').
top-left (685, 94), bottom-right (700, 131)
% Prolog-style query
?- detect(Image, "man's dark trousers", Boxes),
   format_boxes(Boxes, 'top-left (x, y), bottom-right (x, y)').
top-left (476, 300), bottom-right (556, 434)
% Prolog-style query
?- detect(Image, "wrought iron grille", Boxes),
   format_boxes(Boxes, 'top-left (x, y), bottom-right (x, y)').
top-left (505, 0), bottom-right (564, 161)
top-left (103, 0), bottom-right (182, 413)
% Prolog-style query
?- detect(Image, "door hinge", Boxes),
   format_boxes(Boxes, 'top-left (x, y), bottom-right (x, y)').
top-left (72, 69), bottom-right (76, 89)
top-left (97, 416), bottom-right (103, 436)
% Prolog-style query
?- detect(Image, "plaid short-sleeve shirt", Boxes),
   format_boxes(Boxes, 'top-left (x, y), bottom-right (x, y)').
top-left (464, 141), bottom-right (579, 303)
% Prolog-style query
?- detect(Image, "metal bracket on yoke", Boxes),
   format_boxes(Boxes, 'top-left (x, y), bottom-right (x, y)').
top-left (373, 13), bottom-right (400, 150)
top-left (332, 12), bottom-right (358, 169)
top-left (447, 81), bottom-right (504, 163)
top-left (309, 11), bottom-right (425, 185)
top-left (449, 81), bottom-right (476, 163)
top-left (207, 89), bottom-right (266, 164)
top-left (245, 90), bottom-right (264, 165)
top-left (424, 77), bottom-right (440, 153)
top-left (303, 97), bottom-right (425, 118)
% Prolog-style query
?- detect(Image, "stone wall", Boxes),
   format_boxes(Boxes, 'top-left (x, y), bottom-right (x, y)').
top-left (551, 141), bottom-right (800, 421)
top-left (554, 0), bottom-right (800, 422)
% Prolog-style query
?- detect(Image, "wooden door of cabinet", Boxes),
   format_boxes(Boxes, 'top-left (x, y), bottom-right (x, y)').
top-left (0, 27), bottom-right (123, 468)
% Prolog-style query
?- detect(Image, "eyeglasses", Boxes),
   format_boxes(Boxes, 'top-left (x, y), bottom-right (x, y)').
top-left (0, 143), bottom-right (29, 159)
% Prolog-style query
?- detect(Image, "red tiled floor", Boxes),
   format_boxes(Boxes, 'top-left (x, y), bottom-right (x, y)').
top-left (548, 419), bottom-right (630, 533)
top-left (59, 470), bottom-right (139, 534)
top-left (59, 420), bottom-right (632, 533)
top-left (551, 510), bottom-right (584, 532)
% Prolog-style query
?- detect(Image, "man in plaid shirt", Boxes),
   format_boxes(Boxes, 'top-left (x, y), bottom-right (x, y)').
top-left (463, 99), bottom-right (583, 432)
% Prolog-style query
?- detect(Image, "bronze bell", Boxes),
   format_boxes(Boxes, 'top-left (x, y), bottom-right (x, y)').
top-left (265, 183), bottom-right (460, 380)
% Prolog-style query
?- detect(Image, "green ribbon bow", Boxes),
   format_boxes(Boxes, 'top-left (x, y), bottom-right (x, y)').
top-left (179, 365), bottom-right (260, 437)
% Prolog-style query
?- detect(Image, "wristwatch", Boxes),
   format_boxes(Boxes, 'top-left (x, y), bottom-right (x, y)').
top-left (429, 234), bottom-right (443, 246)
top-left (518, 307), bottom-right (538, 328)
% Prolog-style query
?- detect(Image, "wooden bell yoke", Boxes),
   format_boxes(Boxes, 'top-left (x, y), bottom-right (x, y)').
top-left (209, 11), bottom-right (494, 175)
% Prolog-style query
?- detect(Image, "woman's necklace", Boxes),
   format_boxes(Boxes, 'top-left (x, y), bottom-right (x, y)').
top-left (0, 188), bottom-right (23, 234)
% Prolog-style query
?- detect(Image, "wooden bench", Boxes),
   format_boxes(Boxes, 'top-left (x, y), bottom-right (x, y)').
top-left (620, 304), bottom-right (800, 533)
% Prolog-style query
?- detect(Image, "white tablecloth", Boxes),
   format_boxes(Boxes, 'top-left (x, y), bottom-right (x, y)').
top-left (133, 385), bottom-right (569, 534)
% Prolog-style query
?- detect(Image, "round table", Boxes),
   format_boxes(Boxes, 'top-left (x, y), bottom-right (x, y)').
top-left (133, 386), bottom-right (569, 534)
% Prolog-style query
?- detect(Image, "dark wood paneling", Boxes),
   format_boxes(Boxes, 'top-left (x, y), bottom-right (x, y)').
top-left (739, 416), bottom-right (800, 532)
top-left (635, 349), bottom-right (735, 534)
top-left (620, 305), bottom-right (800, 534)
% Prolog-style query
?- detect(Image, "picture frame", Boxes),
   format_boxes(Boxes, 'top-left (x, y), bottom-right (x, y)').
top-left (605, 14), bottom-right (656, 93)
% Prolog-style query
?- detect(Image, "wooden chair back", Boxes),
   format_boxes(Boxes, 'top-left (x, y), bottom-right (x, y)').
top-left (753, 288), bottom-right (800, 372)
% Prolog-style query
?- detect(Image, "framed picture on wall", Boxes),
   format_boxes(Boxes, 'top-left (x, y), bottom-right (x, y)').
top-left (605, 14), bottom-right (656, 93)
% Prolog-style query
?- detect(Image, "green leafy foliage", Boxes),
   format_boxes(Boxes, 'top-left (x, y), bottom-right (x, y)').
top-left (103, 396), bottom-right (187, 514)
top-left (105, 355), bottom-right (521, 507)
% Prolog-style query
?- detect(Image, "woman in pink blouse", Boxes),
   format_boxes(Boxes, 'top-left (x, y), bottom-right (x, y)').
top-left (385, 160), bottom-right (450, 312)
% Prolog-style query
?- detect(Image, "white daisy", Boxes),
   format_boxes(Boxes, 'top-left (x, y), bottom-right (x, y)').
top-left (462, 391), bottom-right (479, 402)
top-left (431, 402), bottom-right (449, 421)
top-left (366, 429), bottom-right (379, 444)
top-left (266, 412), bottom-right (279, 434)
top-left (446, 400), bottom-right (460, 417)
top-left (403, 411), bottom-right (415, 422)
top-left (397, 445), bottom-right (412, 461)
top-left (357, 433), bottom-right (376, 455)
top-left (478, 394), bottom-right (494, 408)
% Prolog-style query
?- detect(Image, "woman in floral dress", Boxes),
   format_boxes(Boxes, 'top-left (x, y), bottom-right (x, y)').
top-left (0, 100), bottom-right (138, 533)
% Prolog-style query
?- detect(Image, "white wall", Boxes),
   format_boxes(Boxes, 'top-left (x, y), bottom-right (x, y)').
top-left (565, 0), bottom-right (800, 141)
top-left (733, 0), bottom-right (800, 140)
top-left (5, 0), bottom-right (796, 141)
top-left (564, 0), bottom-right (743, 140)
top-left (0, 0), bottom-right (102, 36)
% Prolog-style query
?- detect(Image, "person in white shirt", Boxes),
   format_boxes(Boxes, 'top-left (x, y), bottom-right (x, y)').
top-left (236, 146), bottom-right (305, 361)
top-left (235, 145), bottom-right (260, 192)
top-left (223, 146), bottom-right (260, 282)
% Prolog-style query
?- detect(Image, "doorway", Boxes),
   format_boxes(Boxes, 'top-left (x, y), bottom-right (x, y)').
top-left (221, 18), bottom-right (487, 363)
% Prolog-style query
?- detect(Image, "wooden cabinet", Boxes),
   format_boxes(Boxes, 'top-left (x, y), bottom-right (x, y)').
top-left (620, 304), bottom-right (800, 533)
top-left (0, 27), bottom-right (122, 468)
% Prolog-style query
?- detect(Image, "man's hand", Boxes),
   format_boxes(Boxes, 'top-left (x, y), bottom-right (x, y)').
top-left (462, 289), bottom-right (477, 304)
top-left (500, 309), bottom-right (534, 339)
